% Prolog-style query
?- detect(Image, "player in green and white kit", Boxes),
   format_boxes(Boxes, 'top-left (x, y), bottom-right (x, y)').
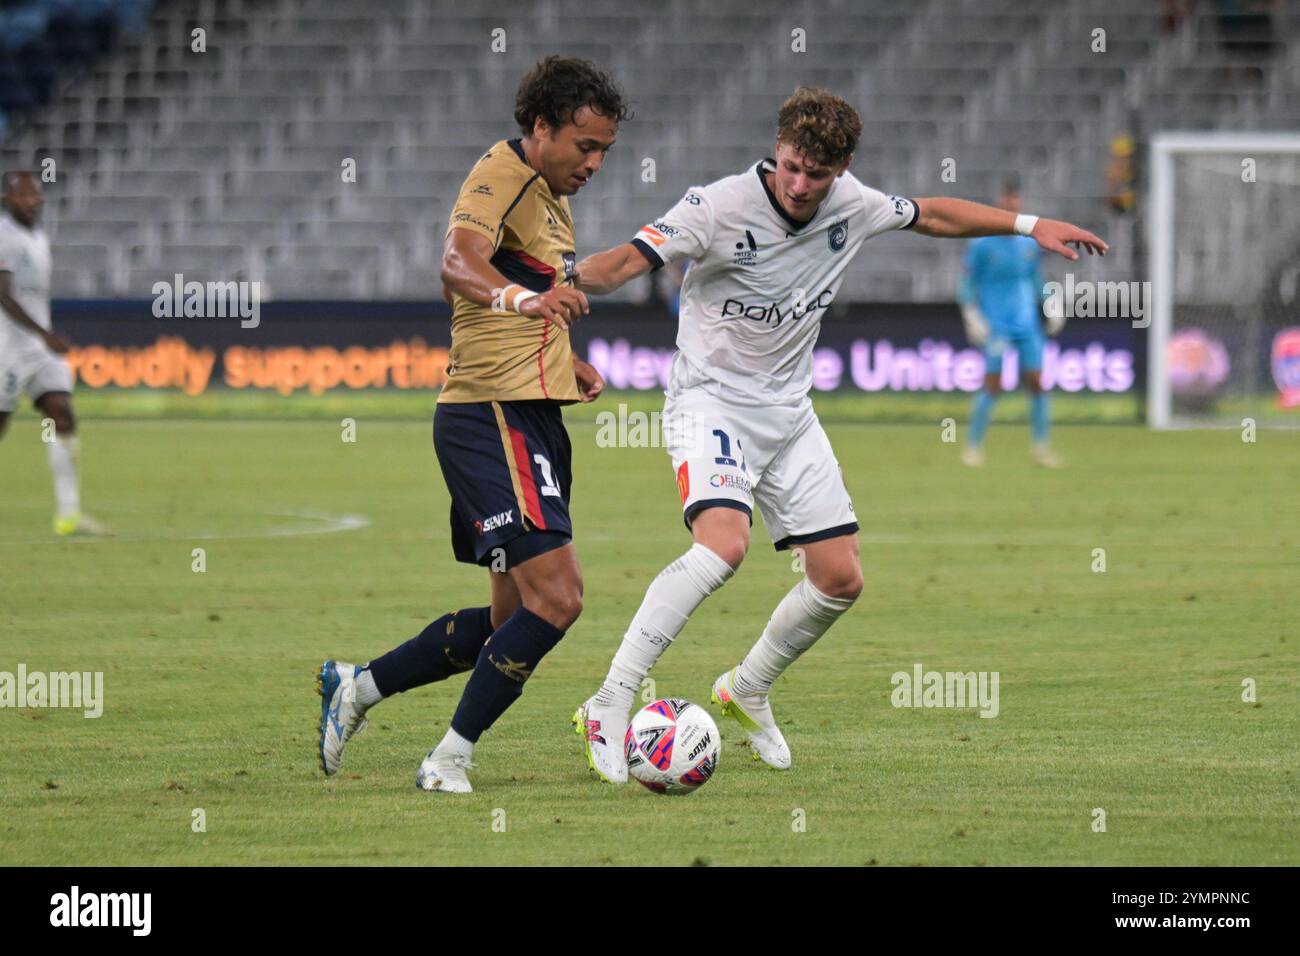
top-left (0, 172), bottom-right (108, 535)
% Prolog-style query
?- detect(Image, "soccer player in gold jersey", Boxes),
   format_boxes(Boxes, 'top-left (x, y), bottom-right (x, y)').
top-left (317, 56), bottom-right (626, 793)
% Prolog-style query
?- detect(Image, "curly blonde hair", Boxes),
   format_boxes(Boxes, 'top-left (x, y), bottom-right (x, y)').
top-left (775, 87), bottom-right (862, 167)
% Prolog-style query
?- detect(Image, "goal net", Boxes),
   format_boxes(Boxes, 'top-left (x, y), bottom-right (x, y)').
top-left (1149, 132), bottom-right (1300, 428)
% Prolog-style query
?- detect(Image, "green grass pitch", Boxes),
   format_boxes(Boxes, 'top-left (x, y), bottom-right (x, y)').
top-left (1, 391), bottom-right (1297, 865)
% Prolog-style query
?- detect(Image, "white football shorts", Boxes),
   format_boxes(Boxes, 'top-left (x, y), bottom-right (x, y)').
top-left (0, 347), bottom-right (74, 414)
top-left (662, 386), bottom-right (857, 550)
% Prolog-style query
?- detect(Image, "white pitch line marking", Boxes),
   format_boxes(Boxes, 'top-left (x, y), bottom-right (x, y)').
top-left (1, 510), bottom-right (370, 544)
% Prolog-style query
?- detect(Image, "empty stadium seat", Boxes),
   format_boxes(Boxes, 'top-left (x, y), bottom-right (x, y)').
top-left (0, 0), bottom-right (1296, 300)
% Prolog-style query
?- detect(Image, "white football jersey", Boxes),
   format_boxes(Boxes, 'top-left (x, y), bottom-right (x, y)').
top-left (0, 213), bottom-right (53, 357)
top-left (632, 158), bottom-right (918, 405)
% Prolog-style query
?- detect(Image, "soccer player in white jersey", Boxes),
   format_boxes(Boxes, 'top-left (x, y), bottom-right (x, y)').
top-left (0, 172), bottom-right (107, 536)
top-left (570, 88), bottom-right (1106, 781)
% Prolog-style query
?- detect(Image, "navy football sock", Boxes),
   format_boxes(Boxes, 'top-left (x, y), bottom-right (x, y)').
top-left (367, 606), bottom-right (493, 697)
top-left (450, 606), bottom-right (566, 743)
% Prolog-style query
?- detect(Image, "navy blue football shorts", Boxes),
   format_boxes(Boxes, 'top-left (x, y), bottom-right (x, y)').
top-left (433, 399), bottom-right (573, 570)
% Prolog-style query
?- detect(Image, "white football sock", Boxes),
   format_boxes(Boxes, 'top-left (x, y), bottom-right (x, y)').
top-left (595, 543), bottom-right (735, 710)
top-left (354, 667), bottom-right (382, 709)
top-left (734, 578), bottom-right (856, 697)
top-left (436, 726), bottom-right (474, 758)
top-left (47, 433), bottom-right (81, 519)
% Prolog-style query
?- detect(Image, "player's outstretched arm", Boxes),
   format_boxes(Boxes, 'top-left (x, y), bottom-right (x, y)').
top-left (574, 243), bottom-right (654, 296)
top-left (441, 228), bottom-right (589, 329)
top-left (912, 197), bottom-right (1108, 261)
top-left (0, 272), bottom-right (69, 352)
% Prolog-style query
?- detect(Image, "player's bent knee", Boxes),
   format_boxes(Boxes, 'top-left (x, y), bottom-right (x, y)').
top-left (35, 394), bottom-right (74, 432)
top-left (508, 539), bottom-right (583, 629)
top-left (517, 576), bottom-right (583, 630)
top-left (515, 580), bottom-right (581, 630)
top-left (690, 508), bottom-right (750, 569)
top-left (42, 411), bottom-right (72, 432)
top-left (827, 571), bottom-right (864, 602)
top-left (532, 589), bottom-right (582, 631)
top-left (706, 535), bottom-right (748, 570)
top-left (490, 597), bottom-right (521, 630)
top-left (808, 565), bottom-right (863, 601)
top-left (804, 541), bottom-right (864, 601)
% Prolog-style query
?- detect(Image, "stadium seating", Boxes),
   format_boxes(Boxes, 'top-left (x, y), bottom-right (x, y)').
top-left (0, 0), bottom-right (155, 135)
top-left (0, 0), bottom-right (1296, 302)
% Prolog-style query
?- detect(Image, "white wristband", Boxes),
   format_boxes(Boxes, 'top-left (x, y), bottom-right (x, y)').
top-left (1013, 214), bottom-right (1039, 236)
top-left (512, 289), bottom-right (538, 312)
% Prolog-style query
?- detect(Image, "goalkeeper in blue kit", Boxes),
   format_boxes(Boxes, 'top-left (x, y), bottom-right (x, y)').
top-left (959, 181), bottom-right (1065, 468)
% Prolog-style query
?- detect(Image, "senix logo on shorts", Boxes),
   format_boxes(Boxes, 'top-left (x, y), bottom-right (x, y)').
top-left (720, 288), bottom-right (834, 328)
top-left (473, 510), bottom-right (514, 535)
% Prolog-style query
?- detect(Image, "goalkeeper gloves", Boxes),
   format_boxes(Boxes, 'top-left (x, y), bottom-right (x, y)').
top-left (1043, 295), bottom-right (1067, 336)
top-left (961, 304), bottom-right (990, 346)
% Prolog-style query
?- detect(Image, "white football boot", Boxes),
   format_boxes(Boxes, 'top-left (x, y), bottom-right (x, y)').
top-left (572, 696), bottom-right (629, 784)
top-left (1032, 442), bottom-right (1064, 469)
top-left (415, 747), bottom-right (474, 793)
top-left (316, 660), bottom-right (369, 776)
top-left (711, 668), bottom-right (792, 770)
top-left (961, 446), bottom-right (985, 468)
top-left (54, 512), bottom-right (113, 536)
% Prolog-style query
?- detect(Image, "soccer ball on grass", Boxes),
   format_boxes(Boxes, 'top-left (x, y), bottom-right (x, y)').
top-left (624, 697), bottom-right (721, 795)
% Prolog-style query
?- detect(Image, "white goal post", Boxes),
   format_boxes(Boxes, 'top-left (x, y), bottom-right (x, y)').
top-left (1148, 131), bottom-right (1300, 429)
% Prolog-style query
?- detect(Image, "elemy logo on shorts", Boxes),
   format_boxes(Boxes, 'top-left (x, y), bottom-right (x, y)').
top-left (708, 473), bottom-right (750, 493)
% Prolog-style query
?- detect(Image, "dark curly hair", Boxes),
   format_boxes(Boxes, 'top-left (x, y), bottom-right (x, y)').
top-left (514, 55), bottom-right (630, 135)
top-left (776, 87), bottom-right (862, 167)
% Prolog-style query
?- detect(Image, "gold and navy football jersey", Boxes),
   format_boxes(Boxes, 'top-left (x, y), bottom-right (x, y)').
top-left (440, 138), bottom-right (580, 403)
